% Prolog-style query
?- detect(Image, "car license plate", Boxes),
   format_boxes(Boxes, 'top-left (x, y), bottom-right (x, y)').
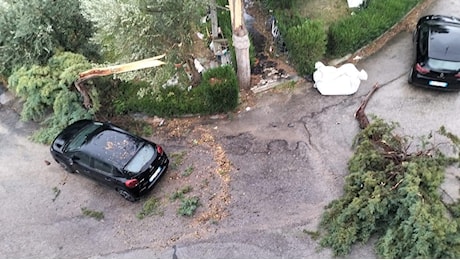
top-left (149, 167), bottom-right (162, 182)
top-left (429, 80), bottom-right (447, 87)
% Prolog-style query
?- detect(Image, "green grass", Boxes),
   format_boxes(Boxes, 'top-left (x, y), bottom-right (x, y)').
top-left (177, 196), bottom-right (200, 217)
top-left (170, 151), bottom-right (187, 170)
top-left (81, 207), bottom-right (104, 221)
top-left (170, 186), bottom-right (193, 201)
top-left (52, 186), bottom-right (61, 202)
top-left (182, 165), bottom-right (194, 177)
top-left (137, 197), bottom-right (163, 219)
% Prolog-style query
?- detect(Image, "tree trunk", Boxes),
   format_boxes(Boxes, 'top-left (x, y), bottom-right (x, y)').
top-left (233, 28), bottom-right (251, 89)
top-left (229, 0), bottom-right (251, 89)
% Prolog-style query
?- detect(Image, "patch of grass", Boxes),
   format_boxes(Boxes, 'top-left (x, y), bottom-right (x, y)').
top-left (303, 229), bottom-right (321, 241)
top-left (177, 196), bottom-right (200, 217)
top-left (137, 197), bottom-right (163, 219)
top-left (81, 207), bottom-right (104, 221)
top-left (142, 124), bottom-right (153, 136)
top-left (297, 0), bottom-right (349, 29)
top-left (170, 186), bottom-right (193, 201)
top-left (52, 186), bottom-right (61, 202)
top-left (200, 178), bottom-right (209, 189)
top-left (276, 80), bottom-right (297, 91)
top-left (182, 165), bottom-right (194, 177)
top-left (170, 151), bottom-right (187, 170)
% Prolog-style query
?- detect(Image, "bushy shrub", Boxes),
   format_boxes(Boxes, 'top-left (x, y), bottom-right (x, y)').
top-left (7, 52), bottom-right (99, 144)
top-left (327, 0), bottom-right (421, 57)
top-left (284, 19), bottom-right (327, 75)
top-left (199, 65), bottom-right (239, 113)
top-left (119, 65), bottom-right (239, 117)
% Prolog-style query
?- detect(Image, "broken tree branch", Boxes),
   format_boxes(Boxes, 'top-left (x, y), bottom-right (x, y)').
top-left (354, 83), bottom-right (381, 129)
top-left (75, 54), bottom-right (166, 109)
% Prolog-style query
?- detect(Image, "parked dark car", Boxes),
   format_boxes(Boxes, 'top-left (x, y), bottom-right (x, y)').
top-left (50, 119), bottom-right (169, 202)
top-left (409, 15), bottom-right (460, 90)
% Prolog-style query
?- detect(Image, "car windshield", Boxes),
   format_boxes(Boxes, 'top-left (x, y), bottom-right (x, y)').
top-left (427, 58), bottom-right (460, 72)
top-left (124, 143), bottom-right (156, 174)
top-left (65, 122), bottom-right (102, 152)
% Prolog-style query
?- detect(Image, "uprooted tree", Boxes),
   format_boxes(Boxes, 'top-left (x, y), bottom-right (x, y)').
top-left (7, 52), bottom-right (166, 144)
top-left (319, 83), bottom-right (460, 258)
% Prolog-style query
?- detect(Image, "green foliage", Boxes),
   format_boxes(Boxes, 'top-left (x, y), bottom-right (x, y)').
top-left (81, 207), bottom-right (104, 221)
top-left (52, 187), bottom-right (61, 202)
top-left (200, 65), bottom-right (239, 113)
top-left (182, 166), bottom-right (194, 177)
top-left (117, 65), bottom-right (239, 117)
top-left (319, 117), bottom-right (460, 258)
top-left (8, 52), bottom-right (98, 144)
top-left (177, 196), bottom-right (200, 217)
top-left (170, 186), bottom-right (193, 201)
top-left (170, 151), bottom-right (188, 170)
top-left (0, 0), bottom-right (97, 77)
top-left (284, 19), bottom-right (327, 75)
top-left (80, 0), bottom-right (206, 83)
top-left (327, 0), bottom-right (421, 57)
top-left (137, 197), bottom-right (163, 219)
top-left (260, 0), bottom-right (297, 9)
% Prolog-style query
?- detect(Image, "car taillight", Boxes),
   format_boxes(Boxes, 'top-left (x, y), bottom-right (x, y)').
top-left (415, 63), bottom-right (430, 74)
top-left (125, 179), bottom-right (139, 189)
top-left (455, 72), bottom-right (460, 78)
top-left (157, 145), bottom-right (163, 154)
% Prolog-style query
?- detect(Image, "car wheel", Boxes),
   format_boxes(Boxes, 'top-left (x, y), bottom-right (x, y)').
top-left (117, 189), bottom-right (138, 202)
top-left (57, 159), bottom-right (74, 173)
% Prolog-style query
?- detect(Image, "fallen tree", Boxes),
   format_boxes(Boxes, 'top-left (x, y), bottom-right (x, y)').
top-left (75, 54), bottom-right (166, 109)
top-left (319, 83), bottom-right (460, 258)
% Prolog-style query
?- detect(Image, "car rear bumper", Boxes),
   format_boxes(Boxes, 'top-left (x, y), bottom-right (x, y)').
top-left (136, 156), bottom-right (169, 196)
top-left (409, 69), bottom-right (460, 91)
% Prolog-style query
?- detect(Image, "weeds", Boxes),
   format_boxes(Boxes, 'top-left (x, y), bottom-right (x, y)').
top-left (303, 229), bottom-right (320, 240)
top-left (81, 207), bottom-right (104, 221)
top-left (170, 186), bottom-right (200, 216)
top-left (137, 197), bottom-right (163, 219)
top-left (177, 196), bottom-right (200, 217)
top-left (52, 187), bottom-right (61, 202)
top-left (182, 165), bottom-right (194, 177)
top-left (170, 151), bottom-right (187, 170)
top-left (170, 186), bottom-right (193, 201)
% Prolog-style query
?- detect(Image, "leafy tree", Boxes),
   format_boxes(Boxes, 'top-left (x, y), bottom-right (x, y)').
top-left (319, 117), bottom-right (460, 258)
top-left (80, 0), bottom-right (207, 83)
top-left (0, 0), bottom-right (97, 77)
top-left (8, 52), bottom-right (99, 144)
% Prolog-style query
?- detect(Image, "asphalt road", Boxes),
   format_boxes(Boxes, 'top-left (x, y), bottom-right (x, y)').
top-left (1, 0), bottom-right (460, 258)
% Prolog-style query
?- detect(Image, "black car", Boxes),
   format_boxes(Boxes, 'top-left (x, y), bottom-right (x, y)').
top-left (50, 119), bottom-right (169, 202)
top-left (409, 15), bottom-right (460, 90)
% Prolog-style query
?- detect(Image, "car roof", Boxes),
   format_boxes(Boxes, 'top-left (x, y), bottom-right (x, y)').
top-left (80, 126), bottom-right (145, 169)
top-left (421, 15), bottom-right (460, 61)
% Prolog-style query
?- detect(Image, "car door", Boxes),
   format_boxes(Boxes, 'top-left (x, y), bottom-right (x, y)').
top-left (91, 158), bottom-right (125, 189)
top-left (71, 151), bottom-right (93, 176)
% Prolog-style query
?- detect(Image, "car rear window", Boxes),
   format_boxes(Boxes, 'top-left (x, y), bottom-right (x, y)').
top-left (124, 143), bottom-right (156, 174)
top-left (427, 58), bottom-right (460, 72)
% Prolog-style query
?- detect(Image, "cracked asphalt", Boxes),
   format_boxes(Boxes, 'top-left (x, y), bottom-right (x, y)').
top-left (1, 0), bottom-right (460, 258)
